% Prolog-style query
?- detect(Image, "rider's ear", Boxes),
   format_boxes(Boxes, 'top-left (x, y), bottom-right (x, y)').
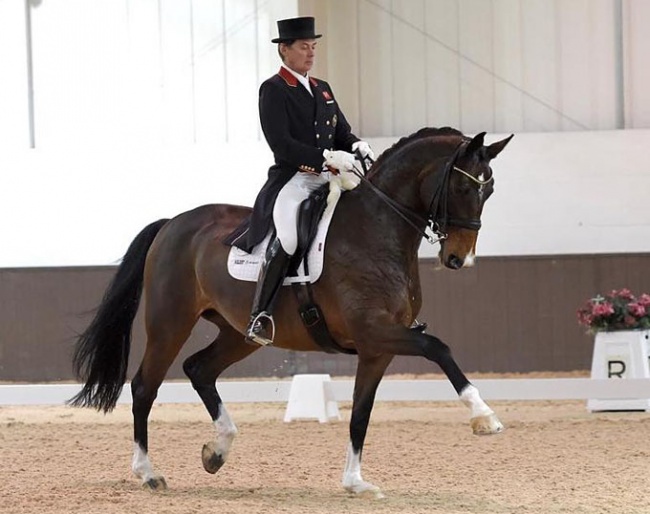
top-left (485, 134), bottom-right (514, 160)
top-left (464, 132), bottom-right (486, 156)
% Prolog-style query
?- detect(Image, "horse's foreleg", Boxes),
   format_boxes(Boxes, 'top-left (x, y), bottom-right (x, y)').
top-left (459, 384), bottom-right (504, 435)
top-left (342, 354), bottom-right (393, 499)
top-left (183, 325), bottom-right (259, 474)
top-left (418, 333), bottom-right (503, 435)
top-left (371, 328), bottom-right (503, 436)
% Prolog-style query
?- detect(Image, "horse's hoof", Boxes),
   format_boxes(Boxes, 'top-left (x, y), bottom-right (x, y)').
top-left (343, 481), bottom-right (386, 499)
top-left (471, 413), bottom-right (504, 435)
top-left (202, 442), bottom-right (225, 474)
top-left (143, 476), bottom-right (167, 490)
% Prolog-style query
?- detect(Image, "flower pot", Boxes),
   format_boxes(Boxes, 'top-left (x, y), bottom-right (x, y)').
top-left (588, 329), bottom-right (650, 411)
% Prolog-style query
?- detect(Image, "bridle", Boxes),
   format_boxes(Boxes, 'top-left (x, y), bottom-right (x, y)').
top-left (351, 142), bottom-right (494, 245)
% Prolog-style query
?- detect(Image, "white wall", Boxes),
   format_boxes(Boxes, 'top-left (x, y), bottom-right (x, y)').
top-left (2, 0), bottom-right (649, 149)
top-left (2, 0), bottom-right (297, 149)
top-left (0, 0), bottom-right (30, 147)
top-left (1, 129), bottom-right (648, 267)
top-left (0, 1), bottom-right (649, 267)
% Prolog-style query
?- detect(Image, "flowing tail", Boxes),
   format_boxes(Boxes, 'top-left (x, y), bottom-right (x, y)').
top-left (68, 219), bottom-right (169, 412)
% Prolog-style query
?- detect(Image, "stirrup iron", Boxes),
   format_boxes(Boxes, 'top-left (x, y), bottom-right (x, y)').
top-left (246, 311), bottom-right (276, 346)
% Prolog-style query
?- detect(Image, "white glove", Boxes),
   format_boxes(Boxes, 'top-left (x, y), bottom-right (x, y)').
top-left (351, 140), bottom-right (375, 160)
top-left (323, 149), bottom-right (355, 173)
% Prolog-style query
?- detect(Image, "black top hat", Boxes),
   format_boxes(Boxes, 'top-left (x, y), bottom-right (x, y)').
top-left (271, 16), bottom-right (322, 43)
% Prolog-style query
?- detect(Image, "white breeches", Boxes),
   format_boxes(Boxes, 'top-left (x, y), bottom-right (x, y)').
top-left (273, 171), bottom-right (330, 255)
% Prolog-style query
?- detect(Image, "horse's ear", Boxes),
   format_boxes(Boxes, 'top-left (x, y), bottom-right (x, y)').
top-left (486, 134), bottom-right (514, 160)
top-left (465, 132), bottom-right (486, 156)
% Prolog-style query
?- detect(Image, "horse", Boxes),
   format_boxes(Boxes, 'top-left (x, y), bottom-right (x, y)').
top-left (69, 126), bottom-right (513, 498)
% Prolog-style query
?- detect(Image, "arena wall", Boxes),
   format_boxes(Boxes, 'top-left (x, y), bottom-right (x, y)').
top-left (2, 253), bottom-right (650, 382)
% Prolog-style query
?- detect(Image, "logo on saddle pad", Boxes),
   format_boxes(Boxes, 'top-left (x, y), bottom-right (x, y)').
top-left (227, 203), bottom-right (336, 285)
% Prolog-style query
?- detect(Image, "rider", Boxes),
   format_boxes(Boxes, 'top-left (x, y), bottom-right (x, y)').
top-left (226, 16), bottom-right (374, 346)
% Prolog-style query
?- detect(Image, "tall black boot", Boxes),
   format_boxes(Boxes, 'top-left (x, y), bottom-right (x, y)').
top-left (245, 238), bottom-right (292, 346)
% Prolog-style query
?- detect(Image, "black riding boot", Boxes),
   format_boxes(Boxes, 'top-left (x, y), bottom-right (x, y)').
top-left (245, 238), bottom-right (292, 346)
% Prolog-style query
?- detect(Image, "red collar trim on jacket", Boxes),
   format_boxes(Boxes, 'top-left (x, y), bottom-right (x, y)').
top-left (277, 67), bottom-right (320, 89)
top-left (278, 67), bottom-right (298, 87)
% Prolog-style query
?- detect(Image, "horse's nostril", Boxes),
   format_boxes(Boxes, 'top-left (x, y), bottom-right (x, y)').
top-left (446, 255), bottom-right (464, 270)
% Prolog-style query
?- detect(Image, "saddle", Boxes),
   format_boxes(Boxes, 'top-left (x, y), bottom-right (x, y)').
top-left (290, 185), bottom-right (357, 355)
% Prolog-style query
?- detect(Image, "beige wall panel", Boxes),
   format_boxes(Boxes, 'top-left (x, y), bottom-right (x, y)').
top-left (493, 0), bottom-right (524, 132)
top-left (322, 1), bottom-right (360, 132)
top-left (392, 0), bottom-right (426, 31)
top-left (623, 0), bottom-right (650, 127)
top-left (520, 1), bottom-right (560, 131)
top-left (587, 0), bottom-right (620, 129)
top-left (556, 0), bottom-right (617, 131)
top-left (458, 0), bottom-right (495, 133)
top-left (358, 0), bottom-right (395, 136)
top-left (391, 7), bottom-right (427, 135)
top-left (425, 0), bottom-right (461, 129)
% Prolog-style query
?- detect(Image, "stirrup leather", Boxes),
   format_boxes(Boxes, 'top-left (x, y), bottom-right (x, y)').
top-left (246, 311), bottom-right (276, 346)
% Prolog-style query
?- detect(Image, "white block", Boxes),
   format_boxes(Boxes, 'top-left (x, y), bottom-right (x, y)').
top-left (283, 374), bottom-right (341, 423)
top-left (588, 329), bottom-right (650, 411)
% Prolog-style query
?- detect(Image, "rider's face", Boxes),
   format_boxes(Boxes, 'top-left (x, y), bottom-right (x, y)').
top-left (281, 39), bottom-right (317, 75)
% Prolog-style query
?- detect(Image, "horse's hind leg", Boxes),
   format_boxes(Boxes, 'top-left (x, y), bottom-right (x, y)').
top-left (131, 312), bottom-right (196, 490)
top-left (182, 322), bottom-right (259, 475)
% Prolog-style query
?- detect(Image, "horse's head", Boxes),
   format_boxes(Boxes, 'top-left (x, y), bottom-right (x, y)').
top-left (431, 132), bottom-right (513, 269)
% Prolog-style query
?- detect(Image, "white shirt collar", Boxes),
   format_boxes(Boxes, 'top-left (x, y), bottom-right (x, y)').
top-left (281, 64), bottom-right (313, 96)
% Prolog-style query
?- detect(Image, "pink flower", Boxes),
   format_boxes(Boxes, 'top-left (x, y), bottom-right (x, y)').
top-left (638, 294), bottom-right (650, 307)
top-left (577, 310), bottom-right (593, 326)
top-left (628, 303), bottom-right (646, 317)
top-left (612, 288), bottom-right (634, 299)
top-left (592, 302), bottom-right (614, 316)
top-left (578, 290), bottom-right (650, 332)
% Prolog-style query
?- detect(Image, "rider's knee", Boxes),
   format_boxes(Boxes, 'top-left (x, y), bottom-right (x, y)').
top-left (276, 234), bottom-right (297, 255)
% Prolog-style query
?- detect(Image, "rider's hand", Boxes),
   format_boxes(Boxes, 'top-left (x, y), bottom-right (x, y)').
top-left (351, 141), bottom-right (375, 160)
top-left (323, 149), bottom-right (356, 174)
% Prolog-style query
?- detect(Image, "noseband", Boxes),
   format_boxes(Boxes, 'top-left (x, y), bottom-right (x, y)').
top-left (353, 143), bottom-right (493, 245)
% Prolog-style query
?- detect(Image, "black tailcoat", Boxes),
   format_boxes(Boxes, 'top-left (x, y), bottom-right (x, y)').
top-left (224, 67), bottom-right (359, 252)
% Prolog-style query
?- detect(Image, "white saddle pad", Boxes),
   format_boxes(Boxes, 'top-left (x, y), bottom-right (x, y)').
top-left (227, 200), bottom-right (336, 285)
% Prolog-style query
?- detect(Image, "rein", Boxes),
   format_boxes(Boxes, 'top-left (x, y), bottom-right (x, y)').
top-left (352, 143), bottom-right (490, 245)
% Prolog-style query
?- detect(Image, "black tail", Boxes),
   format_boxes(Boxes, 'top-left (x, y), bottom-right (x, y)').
top-left (68, 219), bottom-right (169, 412)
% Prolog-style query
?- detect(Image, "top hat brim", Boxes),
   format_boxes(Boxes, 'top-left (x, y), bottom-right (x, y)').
top-left (272, 33), bottom-right (322, 44)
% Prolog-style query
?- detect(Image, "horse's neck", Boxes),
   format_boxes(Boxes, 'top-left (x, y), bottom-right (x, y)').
top-left (336, 173), bottom-right (424, 263)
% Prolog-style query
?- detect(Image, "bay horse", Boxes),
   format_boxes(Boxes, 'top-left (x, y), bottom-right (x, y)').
top-left (70, 127), bottom-right (513, 498)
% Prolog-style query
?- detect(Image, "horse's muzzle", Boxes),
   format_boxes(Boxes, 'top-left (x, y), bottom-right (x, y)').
top-left (445, 254), bottom-right (465, 270)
